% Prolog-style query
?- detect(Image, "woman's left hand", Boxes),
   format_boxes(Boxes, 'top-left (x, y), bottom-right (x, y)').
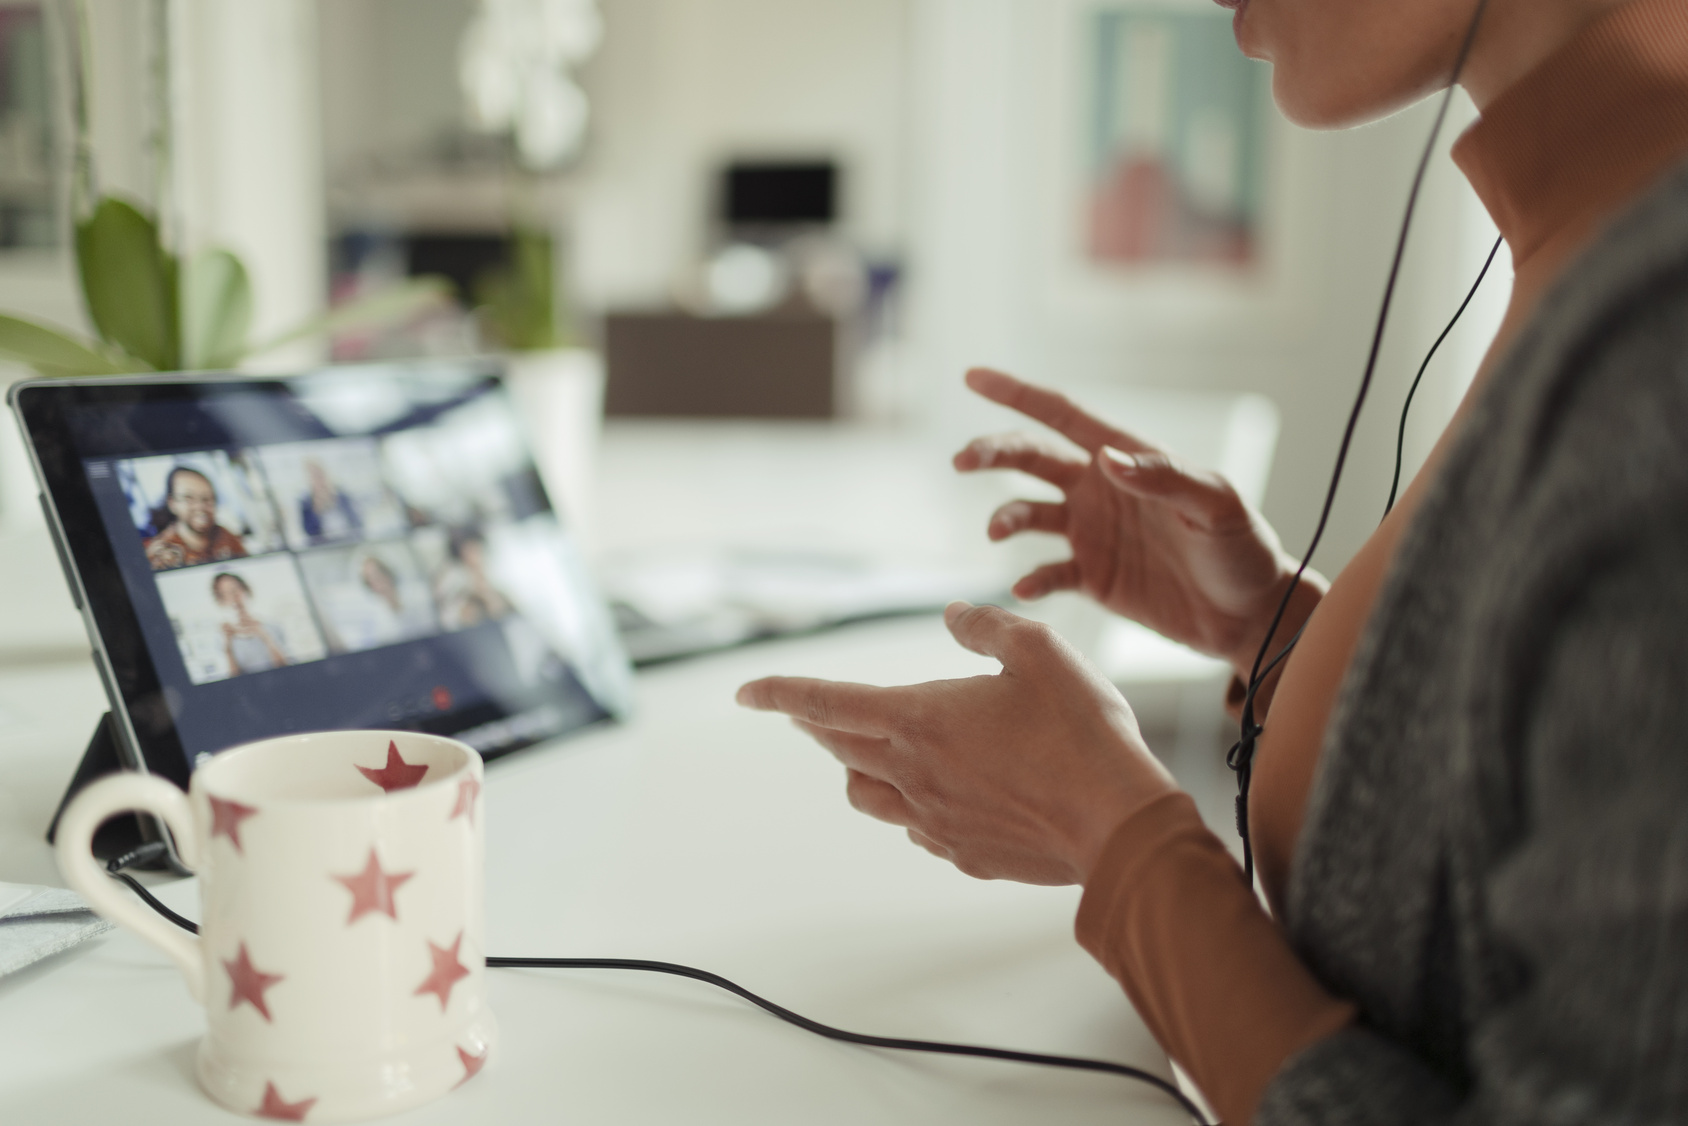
top-left (737, 602), bottom-right (1179, 885)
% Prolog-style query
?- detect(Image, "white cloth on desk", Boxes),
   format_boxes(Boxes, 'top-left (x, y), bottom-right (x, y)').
top-left (0, 882), bottom-right (113, 977)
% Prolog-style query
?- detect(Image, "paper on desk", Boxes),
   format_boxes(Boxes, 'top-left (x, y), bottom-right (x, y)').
top-left (0, 883), bottom-right (34, 917)
top-left (605, 550), bottom-right (1007, 664)
top-left (0, 881), bottom-right (114, 978)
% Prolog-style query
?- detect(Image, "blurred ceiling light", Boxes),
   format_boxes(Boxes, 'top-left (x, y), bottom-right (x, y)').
top-left (459, 0), bottom-right (603, 170)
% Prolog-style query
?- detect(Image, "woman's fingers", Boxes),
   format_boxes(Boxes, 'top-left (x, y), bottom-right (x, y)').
top-left (907, 828), bottom-right (951, 860)
top-left (987, 499), bottom-right (1067, 541)
top-left (1099, 448), bottom-right (1246, 531)
top-left (844, 769), bottom-right (914, 826)
top-left (965, 368), bottom-right (1153, 456)
top-left (1011, 560), bottom-right (1083, 601)
top-left (737, 677), bottom-right (901, 736)
top-left (954, 432), bottom-right (1086, 488)
top-left (792, 719), bottom-right (895, 777)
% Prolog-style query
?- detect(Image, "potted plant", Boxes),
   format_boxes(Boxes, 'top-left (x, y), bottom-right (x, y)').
top-left (0, 0), bottom-right (447, 380)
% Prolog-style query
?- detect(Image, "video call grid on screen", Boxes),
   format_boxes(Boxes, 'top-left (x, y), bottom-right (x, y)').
top-left (67, 371), bottom-right (628, 768)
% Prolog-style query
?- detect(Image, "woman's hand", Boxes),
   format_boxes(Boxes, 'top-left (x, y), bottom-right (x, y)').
top-left (954, 368), bottom-right (1324, 676)
top-left (253, 624), bottom-right (289, 667)
top-left (737, 602), bottom-right (1177, 885)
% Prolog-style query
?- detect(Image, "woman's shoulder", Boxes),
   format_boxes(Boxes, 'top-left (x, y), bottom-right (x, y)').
top-left (1459, 155), bottom-right (1688, 523)
top-left (1504, 154), bottom-right (1688, 400)
top-left (1544, 152), bottom-right (1688, 318)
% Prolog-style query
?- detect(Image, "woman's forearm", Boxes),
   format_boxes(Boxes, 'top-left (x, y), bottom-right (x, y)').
top-left (1078, 790), bottom-right (1355, 1126)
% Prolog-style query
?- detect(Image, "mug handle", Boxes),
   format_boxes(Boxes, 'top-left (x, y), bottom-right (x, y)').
top-left (55, 772), bottom-right (206, 1003)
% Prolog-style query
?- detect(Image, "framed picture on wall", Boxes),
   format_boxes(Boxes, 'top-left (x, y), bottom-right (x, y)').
top-left (1084, 4), bottom-right (1266, 270)
top-left (1032, 0), bottom-right (1326, 335)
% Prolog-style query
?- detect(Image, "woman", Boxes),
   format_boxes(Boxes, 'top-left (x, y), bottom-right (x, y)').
top-left (298, 457), bottom-right (363, 545)
top-left (739, 0), bottom-right (1688, 1122)
top-left (212, 572), bottom-right (290, 676)
top-left (143, 465), bottom-right (249, 572)
top-left (353, 552), bottom-right (436, 647)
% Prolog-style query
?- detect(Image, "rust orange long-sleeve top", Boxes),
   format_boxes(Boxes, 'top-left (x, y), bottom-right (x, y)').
top-left (1073, 4), bottom-right (1688, 1123)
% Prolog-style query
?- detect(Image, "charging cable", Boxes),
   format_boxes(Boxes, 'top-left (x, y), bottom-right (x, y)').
top-left (103, 844), bottom-right (1215, 1125)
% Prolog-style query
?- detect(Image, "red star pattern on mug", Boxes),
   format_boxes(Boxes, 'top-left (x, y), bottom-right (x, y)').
top-left (357, 741), bottom-right (429, 793)
top-left (449, 777), bottom-right (481, 826)
top-left (455, 1044), bottom-right (489, 1088)
top-left (224, 943), bottom-right (285, 1022)
top-left (208, 795), bottom-right (259, 854)
top-left (332, 849), bottom-right (415, 924)
top-left (415, 931), bottom-right (471, 1011)
top-left (255, 1081), bottom-right (316, 1121)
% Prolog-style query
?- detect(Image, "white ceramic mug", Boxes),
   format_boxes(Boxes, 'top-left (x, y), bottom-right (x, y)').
top-left (56, 730), bottom-right (496, 1123)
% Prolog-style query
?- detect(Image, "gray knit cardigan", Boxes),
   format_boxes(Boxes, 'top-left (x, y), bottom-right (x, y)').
top-left (1257, 158), bottom-right (1688, 1125)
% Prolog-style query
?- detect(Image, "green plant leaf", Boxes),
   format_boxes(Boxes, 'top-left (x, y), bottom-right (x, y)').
top-left (75, 196), bottom-right (180, 371)
top-left (475, 227), bottom-right (562, 352)
top-left (0, 313), bottom-right (147, 378)
top-left (247, 277), bottom-right (453, 358)
top-left (181, 247), bottom-right (253, 369)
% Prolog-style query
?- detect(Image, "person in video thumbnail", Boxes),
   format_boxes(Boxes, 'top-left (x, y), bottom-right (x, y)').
top-left (434, 528), bottom-right (513, 629)
top-left (143, 467), bottom-right (250, 572)
top-left (212, 572), bottom-right (290, 676)
top-left (355, 551), bottom-right (436, 644)
top-left (299, 458), bottom-right (363, 545)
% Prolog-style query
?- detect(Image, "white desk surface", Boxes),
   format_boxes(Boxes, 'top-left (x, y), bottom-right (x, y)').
top-left (0, 617), bottom-right (1189, 1125)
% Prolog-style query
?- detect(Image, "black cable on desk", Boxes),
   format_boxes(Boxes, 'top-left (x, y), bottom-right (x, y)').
top-left (105, 856), bottom-right (1215, 1125)
top-left (106, 845), bottom-right (200, 934)
top-left (491, 955), bottom-right (1211, 1122)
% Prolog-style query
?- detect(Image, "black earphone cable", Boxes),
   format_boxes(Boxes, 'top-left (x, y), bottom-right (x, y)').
top-left (1227, 0), bottom-right (1494, 885)
top-left (1383, 233), bottom-right (1504, 517)
top-left (102, 847), bottom-right (1214, 1125)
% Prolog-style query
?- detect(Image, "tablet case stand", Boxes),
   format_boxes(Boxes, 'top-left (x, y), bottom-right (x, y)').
top-left (44, 713), bottom-right (186, 873)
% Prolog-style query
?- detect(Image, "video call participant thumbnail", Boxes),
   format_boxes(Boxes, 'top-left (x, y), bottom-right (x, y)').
top-left (144, 467), bottom-right (250, 572)
top-left (258, 439), bottom-right (406, 552)
top-left (300, 458), bottom-right (363, 545)
top-left (297, 543), bottom-right (439, 655)
top-left (155, 553), bottom-right (329, 685)
top-left (211, 571), bottom-right (291, 676)
top-left (434, 527), bottom-right (515, 630)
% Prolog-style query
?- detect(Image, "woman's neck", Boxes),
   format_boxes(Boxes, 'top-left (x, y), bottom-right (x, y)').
top-left (1462, 0), bottom-right (1630, 109)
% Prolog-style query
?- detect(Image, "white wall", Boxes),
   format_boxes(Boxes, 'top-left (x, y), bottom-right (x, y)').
top-left (572, 0), bottom-right (913, 310)
top-left (317, 0), bottom-right (477, 183)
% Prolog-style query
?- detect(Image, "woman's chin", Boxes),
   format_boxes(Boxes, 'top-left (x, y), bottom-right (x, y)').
top-left (1270, 70), bottom-right (1419, 131)
top-left (1271, 82), bottom-right (1356, 129)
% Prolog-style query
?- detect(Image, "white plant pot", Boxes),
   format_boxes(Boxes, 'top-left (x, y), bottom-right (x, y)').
top-left (504, 348), bottom-right (605, 548)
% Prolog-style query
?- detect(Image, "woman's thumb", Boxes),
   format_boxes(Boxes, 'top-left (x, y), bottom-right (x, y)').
top-left (1099, 447), bottom-right (1178, 491)
top-left (1099, 447), bottom-right (1232, 523)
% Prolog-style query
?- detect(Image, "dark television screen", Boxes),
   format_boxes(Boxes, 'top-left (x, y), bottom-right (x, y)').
top-left (723, 162), bottom-right (838, 225)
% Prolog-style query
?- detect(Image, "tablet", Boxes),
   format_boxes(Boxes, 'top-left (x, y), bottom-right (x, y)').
top-left (12, 361), bottom-right (632, 791)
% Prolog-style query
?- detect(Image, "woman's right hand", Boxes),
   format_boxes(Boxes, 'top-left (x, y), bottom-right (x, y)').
top-left (954, 368), bottom-right (1325, 676)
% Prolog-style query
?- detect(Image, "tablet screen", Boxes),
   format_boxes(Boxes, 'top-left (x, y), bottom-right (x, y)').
top-left (35, 364), bottom-right (630, 775)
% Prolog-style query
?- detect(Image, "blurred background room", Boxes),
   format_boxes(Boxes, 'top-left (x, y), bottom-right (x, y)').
top-left (0, 0), bottom-right (1508, 840)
